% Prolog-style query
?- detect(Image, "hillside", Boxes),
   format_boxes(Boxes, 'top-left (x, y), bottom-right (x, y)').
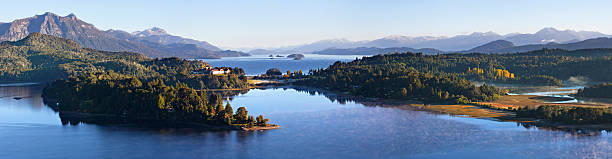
top-left (467, 37), bottom-right (612, 54)
top-left (0, 32), bottom-right (149, 82)
top-left (108, 27), bottom-right (222, 51)
top-left (466, 40), bottom-right (515, 53)
top-left (0, 12), bottom-right (247, 59)
top-left (0, 33), bottom-right (247, 89)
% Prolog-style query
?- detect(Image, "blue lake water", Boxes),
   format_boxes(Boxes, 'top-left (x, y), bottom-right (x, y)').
top-left (2, 56), bottom-right (612, 158)
top-left (202, 54), bottom-right (363, 75)
top-left (1, 85), bottom-right (612, 159)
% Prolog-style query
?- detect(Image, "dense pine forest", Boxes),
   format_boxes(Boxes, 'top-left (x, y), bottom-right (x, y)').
top-left (516, 105), bottom-right (612, 124)
top-left (299, 59), bottom-right (504, 103)
top-left (299, 49), bottom-right (612, 103)
top-left (0, 33), bottom-right (247, 89)
top-left (0, 33), bottom-right (265, 128)
top-left (575, 83), bottom-right (612, 98)
top-left (42, 72), bottom-right (270, 128)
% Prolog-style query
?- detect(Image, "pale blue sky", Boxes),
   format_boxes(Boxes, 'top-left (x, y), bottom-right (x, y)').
top-left (3, 0), bottom-right (612, 49)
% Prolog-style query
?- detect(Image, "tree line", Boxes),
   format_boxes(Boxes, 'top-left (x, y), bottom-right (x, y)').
top-left (575, 83), bottom-right (612, 98)
top-left (298, 48), bottom-right (612, 103)
top-left (42, 71), bottom-right (270, 128)
top-left (516, 105), bottom-right (612, 124)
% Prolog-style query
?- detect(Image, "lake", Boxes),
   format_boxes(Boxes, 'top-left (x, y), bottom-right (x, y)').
top-left (1, 84), bottom-right (612, 159)
top-left (202, 54), bottom-right (363, 75)
top-left (2, 56), bottom-right (612, 159)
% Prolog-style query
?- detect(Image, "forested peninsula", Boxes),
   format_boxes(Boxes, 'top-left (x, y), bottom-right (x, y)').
top-left (297, 49), bottom-right (612, 125)
top-left (4, 33), bottom-right (274, 130)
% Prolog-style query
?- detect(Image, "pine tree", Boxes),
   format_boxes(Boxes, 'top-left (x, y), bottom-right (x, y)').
top-left (225, 102), bottom-right (233, 116)
top-left (235, 107), bottom-right (248, 122)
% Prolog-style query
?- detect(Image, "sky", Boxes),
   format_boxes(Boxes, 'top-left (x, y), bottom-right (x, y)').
top-left (2, 0), bottom-right (612, 49)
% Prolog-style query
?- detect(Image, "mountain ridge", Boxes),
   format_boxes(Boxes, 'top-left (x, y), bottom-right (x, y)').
top-left (312, 47), bottom-right (443, 55)
top-left (0, 12), bottom-right (243, 59)
top-left (481, 37), bottom-right (612, 54)
top-left (253, 27), bottom-right (609, 54)
top-left (115, 27), bottom-right (221, 51)
top-left (466, 40), bottom-right (515, 53)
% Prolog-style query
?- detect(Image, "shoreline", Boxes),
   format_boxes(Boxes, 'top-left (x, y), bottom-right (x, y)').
top-left (58, 111), bottom-right (280, 131)
top-left (283, 85), bottom-right (612, 134)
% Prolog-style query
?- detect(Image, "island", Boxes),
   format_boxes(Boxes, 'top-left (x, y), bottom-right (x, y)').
top-left (287, 54), bottom-right (305, 60)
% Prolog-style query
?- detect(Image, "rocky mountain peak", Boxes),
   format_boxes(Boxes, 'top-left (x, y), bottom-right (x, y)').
top-left (66, 13), bottom-right (78, 20)
top-left (133, 27), bottom-right (168, 37)
top-left (0, 12), bottom-right (96, 41)
top-left (536, 27), bottom-right (562, 35)
top-left (0, 13), bottom-right (238, 58)
top-left (40, 12), bottom-right (58, 17)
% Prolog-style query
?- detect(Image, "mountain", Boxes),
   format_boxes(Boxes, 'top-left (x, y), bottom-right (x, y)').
top-left (0, 32), bottom-right (247, 92)
top-left (467, 37), bottom-right (612, 54)
top-left (277, 32), bottom-right (502, 53)
top-left (411, 32), bottom-right (505, 51)
top-left (466, 40), bottom-right (515, 53)
top-left (247, 49), bottom-right (278, 55)
top-left (253, 28), bottom-right (609, 54)
top-left (0, 32), bottom-right (148, 82)
top-left (0, 12), bottom-right (244, 59)
top-left (279, 39), bottom-right (364, 53)
top-left (127, 27), bottom-right (221, 51)
top-left (360, 32), bottom-right (505, 51)
top-left (133, 27), bottom-right (168, 37)
top-left (0, 12), bottom-right (161, 54)
top-left (312, 47), bottom-right (444, 55)
top-left (503, 28), bottom-right (608, 46)
top-left (364, 35), bottom-right (441, 48)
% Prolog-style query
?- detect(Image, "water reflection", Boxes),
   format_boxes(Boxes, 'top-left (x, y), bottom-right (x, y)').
top-left (273, 86), bottom-right (612, 136)
top-left (0, 84), bottom-right (45, 109)
top-left (3, 85), bottom-right (612, 158)
top-left (0, 85), bottom-right (59, 125)
top-left (44, 84), bottom-right (612, 137)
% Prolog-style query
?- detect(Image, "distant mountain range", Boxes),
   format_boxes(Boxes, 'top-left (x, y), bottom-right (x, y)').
top-left (251, 27), bottom-right (610, 55)
top-left (312, 47), bottom-right (443, 55)
top-left (0, 12), bottom-right (247, 59)
top-left (466, 40), bottom-right (516, 53)
top-left (467, 37), bottom-right (612, 54)
top-left (108, 27), bottom-right (221, 51)
top-left (3, 12), bottom-right (610, 57)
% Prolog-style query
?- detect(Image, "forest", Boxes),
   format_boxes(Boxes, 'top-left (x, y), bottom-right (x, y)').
top-left (1, 33), bottom-right (264, 129)
top-left (42, 71), bottom-right (270, 128)
top-left (0, 33), bottom-right (247, 89)
top-left (298, 48), bottom-right (612, 103)
top-left (575, 83), bottom-right (612, 98)
top-left (298, 59), bottom-right (505, 103)
top-left (516, 105), bottom-right (612, 124)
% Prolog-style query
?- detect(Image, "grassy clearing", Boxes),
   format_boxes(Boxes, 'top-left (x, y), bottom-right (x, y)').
top-left (401, 103), bottom-right (512, 118)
